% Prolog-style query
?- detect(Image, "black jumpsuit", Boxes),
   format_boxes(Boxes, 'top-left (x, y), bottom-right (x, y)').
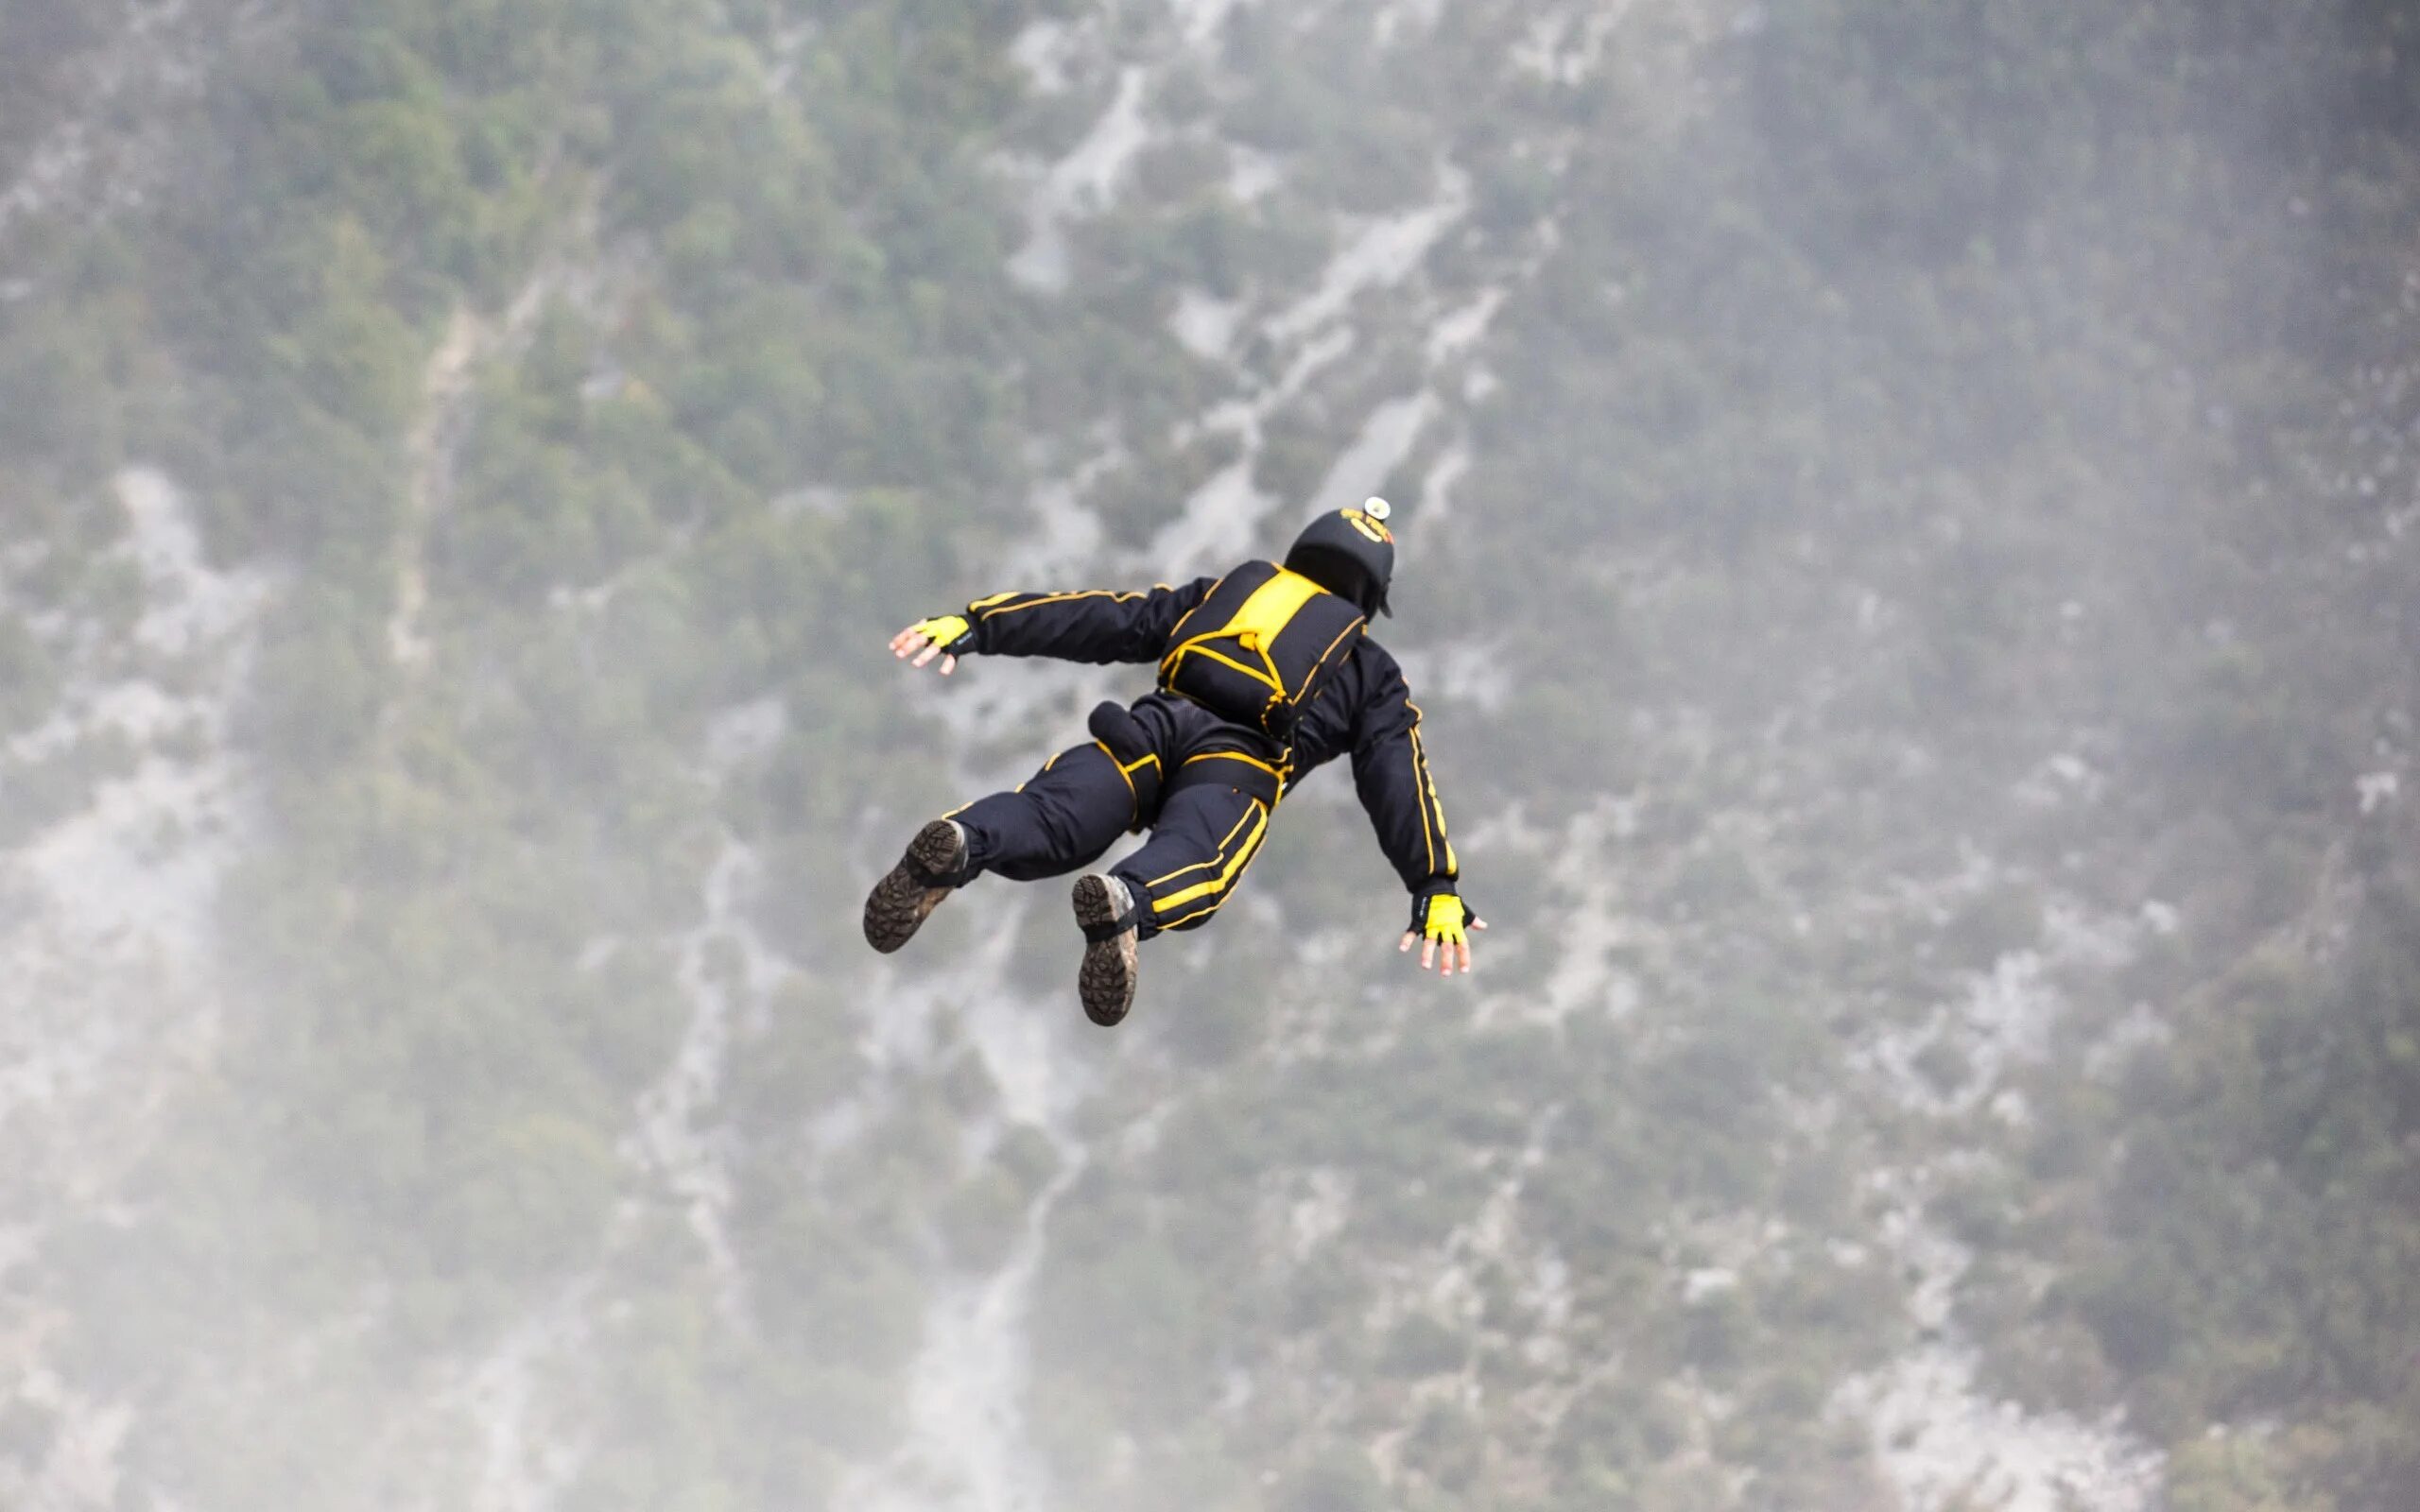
top-left (941, 573), bottom-right (1461, 939)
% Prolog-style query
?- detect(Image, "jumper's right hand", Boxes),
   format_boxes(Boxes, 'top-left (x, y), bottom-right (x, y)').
top-left (891, 615), bottom-right (973, 676)
top-left (1399, 891), bottom-right (1485, 977)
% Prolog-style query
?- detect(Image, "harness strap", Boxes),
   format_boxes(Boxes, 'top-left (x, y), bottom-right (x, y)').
top-left (1087, 701), bottom-right (1167, 826)
top-left (1080, 890), bottom-right (1146, 942)
top-left (1157, 563), bottom-right (1365, 741)
top-left (1168, 750), bottom-right (1284, 809)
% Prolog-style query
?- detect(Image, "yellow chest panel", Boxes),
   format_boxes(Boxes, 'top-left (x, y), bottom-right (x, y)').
top-left (1164, 567), bottom-right (1329, 687)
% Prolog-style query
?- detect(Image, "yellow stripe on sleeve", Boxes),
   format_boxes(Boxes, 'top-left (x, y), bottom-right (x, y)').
top-left (974, 588), bottom-right (1148, 621)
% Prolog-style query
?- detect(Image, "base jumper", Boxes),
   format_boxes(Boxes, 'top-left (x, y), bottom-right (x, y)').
top-left (863, 500), bottom-right (1482, 1026)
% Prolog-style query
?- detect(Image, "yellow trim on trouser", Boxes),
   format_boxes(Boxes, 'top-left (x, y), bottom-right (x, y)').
top-left (1096, 744), bottom-right (1162, 816)
top-left (1097, 742), bottom-right (1132, 796)
top-left (1011, 747), bottom-right (1066, 796)
top-left (1145, 803), bottom-right (1260, 888)
top-left (1153, 799), bottom-right (1270, 913)
top-left (945, 745), bottom-right (1065, 816)
top-left (1156, 814), bottom-right (1272, 929)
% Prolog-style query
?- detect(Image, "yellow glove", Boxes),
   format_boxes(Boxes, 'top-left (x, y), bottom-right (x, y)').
top-left (1413, 891), bottom-right (1474, 948)
top-left (910, 614), bottom-right (973, 652)
top-left (1405, 890), bottom-right (1483, 974)
top-left (891, 613), bottom-right (977, 675)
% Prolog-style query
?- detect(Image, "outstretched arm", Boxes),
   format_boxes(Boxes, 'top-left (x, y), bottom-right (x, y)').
top-left (891, 578), bottom-right (1218, 675)
top-left (1341, 645), bottom-right (1485, 975)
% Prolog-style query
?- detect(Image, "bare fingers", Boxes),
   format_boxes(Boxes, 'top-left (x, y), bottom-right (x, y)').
top-left (890, 636), bottom-right (958, 676)
top-left (1404, 931), bottom-right (1482, 976)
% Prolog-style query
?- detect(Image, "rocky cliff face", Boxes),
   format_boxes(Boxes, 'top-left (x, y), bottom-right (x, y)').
top-left (1, 2), bottom-right (2413, 1510)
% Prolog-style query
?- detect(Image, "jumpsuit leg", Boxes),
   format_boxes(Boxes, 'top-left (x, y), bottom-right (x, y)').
top-left (1112, 781), bottom-right (1272, 939)
top-left (951, 743), bottom-right (1138, 884)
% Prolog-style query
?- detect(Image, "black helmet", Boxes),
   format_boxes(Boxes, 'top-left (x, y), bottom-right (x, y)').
top-left (1285, 498), bottom-right (1395, 618)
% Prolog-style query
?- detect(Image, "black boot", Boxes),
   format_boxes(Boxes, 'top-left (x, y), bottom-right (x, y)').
top-left (862, 819), bottom-right (967, 954)
top-left (1071, 871), bottom-right (1142, 1026)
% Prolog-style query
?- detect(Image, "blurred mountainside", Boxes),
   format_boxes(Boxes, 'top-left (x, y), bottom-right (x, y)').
top-left (1, 2), bottom-right (2415, 1510)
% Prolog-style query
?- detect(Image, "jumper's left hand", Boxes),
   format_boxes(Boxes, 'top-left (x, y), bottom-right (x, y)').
top-left (1399, 892), bottom-right (1485, 976)
top-left (890, 615), bottom-right (972, 676)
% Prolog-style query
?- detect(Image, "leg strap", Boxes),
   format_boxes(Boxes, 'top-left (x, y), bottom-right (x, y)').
top-left (1080, 884), bottom-right (1147, 943)
top-left (1087, 700), bottom-right (1166, 828)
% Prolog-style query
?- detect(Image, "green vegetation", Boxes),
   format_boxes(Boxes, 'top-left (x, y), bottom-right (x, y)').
top-left (0, 0), bottom-right (2412, 1509)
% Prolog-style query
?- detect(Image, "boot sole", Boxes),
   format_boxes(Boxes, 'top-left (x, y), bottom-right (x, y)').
top-left (862, 820), bottom-right (963, 954)
top-left (1071, 874), bottom-right (1139, 1028)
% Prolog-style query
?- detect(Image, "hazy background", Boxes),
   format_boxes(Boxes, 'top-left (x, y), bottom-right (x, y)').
top-left (1, 2), bottom-right (2414, 1509)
